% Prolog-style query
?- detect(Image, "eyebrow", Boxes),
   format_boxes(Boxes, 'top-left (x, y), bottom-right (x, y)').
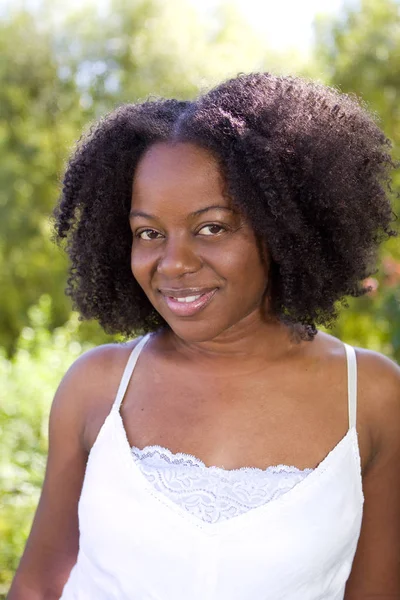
top-left (129, 205), bottom-right (235, 220)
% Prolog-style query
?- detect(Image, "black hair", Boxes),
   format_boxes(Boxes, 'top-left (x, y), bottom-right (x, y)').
top-left (54, 72), bottom-right (397, 340)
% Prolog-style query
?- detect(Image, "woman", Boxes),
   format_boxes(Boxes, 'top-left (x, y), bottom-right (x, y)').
top-left (8, 73), bottom-right (400, 599)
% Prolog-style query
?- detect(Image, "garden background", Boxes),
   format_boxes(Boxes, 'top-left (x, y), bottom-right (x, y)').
top-left (1, 0), bottom-right (400, 595)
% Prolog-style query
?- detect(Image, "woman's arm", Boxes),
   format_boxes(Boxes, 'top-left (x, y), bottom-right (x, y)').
top-left (6, 341), bottom-right (130, 600)
top-left (7, 356), bottom-right (90, 599)
top-left (344, 350), bottom-right (400, 599)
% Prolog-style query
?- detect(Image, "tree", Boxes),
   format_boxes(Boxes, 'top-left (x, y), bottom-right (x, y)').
top-left (314, 0), bottom-right (400, 359)
top-left (0, 10), bottom-right (79, 354)
top-left (0, 0), bottom-right (287, 355)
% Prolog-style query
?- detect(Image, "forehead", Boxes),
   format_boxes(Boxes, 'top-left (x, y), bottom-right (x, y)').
top-left (131, 142), bottom-right (228, 208)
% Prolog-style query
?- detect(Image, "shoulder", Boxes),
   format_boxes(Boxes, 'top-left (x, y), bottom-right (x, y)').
top-left (317, 332), bottom-right (399, 412)
top-left (354, 346), bottom-right (400, 415)
top-left (59, 337), bottom-right (142, 396)
top-left (354, 346), bottom-right (400, 463)
top-left (65, 337), bottom-right (141, 380)
top-left (51, 336), bottom-right (144, 438)
top-left (315, 332), bottom-right (400, 466)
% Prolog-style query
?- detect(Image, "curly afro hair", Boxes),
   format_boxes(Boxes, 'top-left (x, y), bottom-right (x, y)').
top-left (54, 72), bottom-right (397, 340)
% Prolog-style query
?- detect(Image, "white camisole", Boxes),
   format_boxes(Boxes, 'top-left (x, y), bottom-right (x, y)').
top-left (60, 333), bottom-right (364, 599)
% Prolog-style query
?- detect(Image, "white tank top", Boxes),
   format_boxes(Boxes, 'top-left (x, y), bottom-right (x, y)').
top-left (60, 333), bottom-right (364, 600)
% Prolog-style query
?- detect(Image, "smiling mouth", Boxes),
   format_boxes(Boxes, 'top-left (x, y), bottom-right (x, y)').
top-left (159, 288), bottom-right (218, 317)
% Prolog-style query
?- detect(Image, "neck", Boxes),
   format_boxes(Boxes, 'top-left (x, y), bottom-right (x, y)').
top-left (164, 314), bottom-right (307, 366)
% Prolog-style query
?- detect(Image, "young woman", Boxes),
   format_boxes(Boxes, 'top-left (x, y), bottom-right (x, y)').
top-left (8, 73), bottom-right (400, 599)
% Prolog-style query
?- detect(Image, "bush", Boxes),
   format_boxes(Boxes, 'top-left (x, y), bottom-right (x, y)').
top-left (0, 295), bottom-right (93, 598)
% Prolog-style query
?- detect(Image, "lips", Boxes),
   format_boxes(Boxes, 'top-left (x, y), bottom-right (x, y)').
top-left (158, 288), bottom-right (218, 317)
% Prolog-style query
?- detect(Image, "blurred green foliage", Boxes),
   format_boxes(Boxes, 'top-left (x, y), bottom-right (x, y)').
top-left (0, 0), bottom-right (297, 356)
top-left (1, 0), bottom-right (400, 596)
top-left (0, 296), bottom-right (93, 596)
top-left (314, 0), bottom-right (400, 355)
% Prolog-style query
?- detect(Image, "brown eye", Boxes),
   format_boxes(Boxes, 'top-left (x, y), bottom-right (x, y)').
top-left (198, 224), bottom-right (226, 236)
top-left (136, 229), bottom-right (163, 240)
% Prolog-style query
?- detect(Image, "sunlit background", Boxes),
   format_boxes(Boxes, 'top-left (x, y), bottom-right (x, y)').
top-left (1, 0), bottom-right (400, 595)
top-left (193, 0), bottom-right (347, 51)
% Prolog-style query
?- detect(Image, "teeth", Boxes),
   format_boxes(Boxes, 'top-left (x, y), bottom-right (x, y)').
top-left (173, 295), bottom-right (202, 303)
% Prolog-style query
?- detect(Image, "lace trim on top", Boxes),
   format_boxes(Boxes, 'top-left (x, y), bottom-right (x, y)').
top-left (131, 444), bottom-right (314, 524)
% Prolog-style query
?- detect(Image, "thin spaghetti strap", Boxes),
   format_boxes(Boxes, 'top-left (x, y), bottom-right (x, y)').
top-left (111, 333), bottom-right (152, 413)
top-left (343, 343), bottom-right (357, 430)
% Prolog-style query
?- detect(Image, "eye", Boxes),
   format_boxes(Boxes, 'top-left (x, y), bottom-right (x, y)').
top-left (197, 224), bottom-right (226, 236)
top-left (136, 229), bottom-right (163, 241)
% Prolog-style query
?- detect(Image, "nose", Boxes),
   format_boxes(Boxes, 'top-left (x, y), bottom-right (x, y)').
top-left (156, 236), bottom-right (202, 278)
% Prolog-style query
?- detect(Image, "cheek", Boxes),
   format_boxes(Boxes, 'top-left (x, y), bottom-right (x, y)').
top-left (221, 240), bottom-right (268, 291)
top-left (130, 245), bottom-right (154, 285)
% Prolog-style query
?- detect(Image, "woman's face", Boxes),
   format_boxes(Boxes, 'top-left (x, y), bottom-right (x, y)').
top-left (130, 142), bottom-right (269, 342)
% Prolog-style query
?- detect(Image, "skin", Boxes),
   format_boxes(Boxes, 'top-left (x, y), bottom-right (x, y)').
top-left (129, 141), bottom-right (272, 347)
top-left (8, 142), bottom-right (400, 599)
